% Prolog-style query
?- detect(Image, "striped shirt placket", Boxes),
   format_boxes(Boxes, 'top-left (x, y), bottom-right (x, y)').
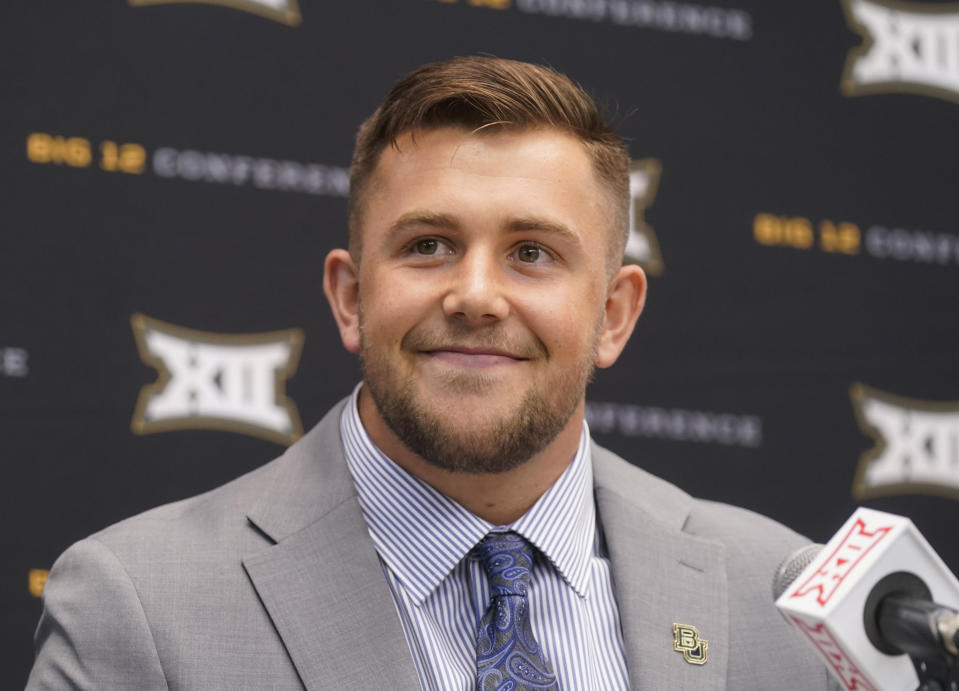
top-left (340, 386), bottom-right (630, 690)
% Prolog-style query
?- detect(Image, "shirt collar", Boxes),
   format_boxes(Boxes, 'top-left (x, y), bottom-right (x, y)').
top-left (341, 384), bottom-right (597, 605)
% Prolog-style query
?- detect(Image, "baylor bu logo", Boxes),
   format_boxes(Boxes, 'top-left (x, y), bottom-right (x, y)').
top-left (851, 383), bottom-right (959, 500)
top-left (129, 0), bottom-right (301, 26)
top-left (131, 314), bottom-right (304, 445)
top-left (626, 159), bottom-right (665, 275)
top-left (841, 0), bottom-right (959, 104)
top-left (672, 623), bottom-right (708, 665)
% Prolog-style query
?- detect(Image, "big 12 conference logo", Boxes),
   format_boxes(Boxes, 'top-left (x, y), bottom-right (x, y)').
top-left (131, 313), bottom-right (304, 445)
top-left (851, 383), bottom-right (959, 499)
top-left (626, 159), bottom-right (665, 275)
top-left (841, 0), bottom-right (959, 104)
top-left (129, 0), bottom-right (301, 26)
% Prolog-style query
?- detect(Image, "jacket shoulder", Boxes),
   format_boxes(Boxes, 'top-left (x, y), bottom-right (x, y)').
top-left (92, 398), bottom-right (351, 553)
top-left (592, 441), bottom-right (808, 552)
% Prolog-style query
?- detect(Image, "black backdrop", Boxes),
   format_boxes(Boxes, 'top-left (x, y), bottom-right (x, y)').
top-left (4, 1), bottom-right (959, 687)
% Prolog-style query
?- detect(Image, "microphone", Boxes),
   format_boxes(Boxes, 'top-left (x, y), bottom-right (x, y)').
top-left (774, 508), bottom-right (959, 691)
top-left (774, 546), bottom-right (959, 665)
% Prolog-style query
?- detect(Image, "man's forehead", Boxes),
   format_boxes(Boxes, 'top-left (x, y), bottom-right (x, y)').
top-left (376, 126), bottom-right (596, 181)
top-left (387, 209), bottom-right (582, 246)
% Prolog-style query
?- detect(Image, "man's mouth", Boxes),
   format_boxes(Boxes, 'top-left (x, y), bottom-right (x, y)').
top-left (423, 346), bottom-right (529, 368)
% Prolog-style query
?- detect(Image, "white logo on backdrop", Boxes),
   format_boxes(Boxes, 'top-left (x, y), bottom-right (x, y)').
top-left (129, 0), bottom-right (301, 26)
top-left (851, 383), bottom-right (959, 499)
top-left (842, 0), bottom-right (959, 104)
top-left (131, 314), bottom-right (304, 445)
top-left (626, 159), bottom-right (665, 275)
top-left (0, 347), bottom-right (29, 377)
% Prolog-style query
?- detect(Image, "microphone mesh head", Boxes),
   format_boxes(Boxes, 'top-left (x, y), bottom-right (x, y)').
top-left (772, 543), bottom-right (823, 601)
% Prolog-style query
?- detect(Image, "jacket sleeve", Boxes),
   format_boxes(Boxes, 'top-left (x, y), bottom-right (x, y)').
top-left (26, 537), bottom-right (169, 690)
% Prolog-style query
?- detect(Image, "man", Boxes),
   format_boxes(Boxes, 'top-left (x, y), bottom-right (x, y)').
top-left (28, 57), bottom-right (834, 690)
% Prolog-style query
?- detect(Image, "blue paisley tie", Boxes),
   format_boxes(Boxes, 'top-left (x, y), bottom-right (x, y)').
top-left (474, 531), bottom-right (559, 691)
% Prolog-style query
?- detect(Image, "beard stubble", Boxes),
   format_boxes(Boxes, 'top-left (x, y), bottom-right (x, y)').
top-left (359, 318), bottom-right (600, 474)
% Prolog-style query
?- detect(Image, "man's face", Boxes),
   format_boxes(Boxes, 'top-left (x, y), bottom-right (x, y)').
top-left (348, 127), bottom-right (622, 473)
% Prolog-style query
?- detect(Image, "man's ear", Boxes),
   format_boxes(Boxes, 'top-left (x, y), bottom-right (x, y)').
top-left (596, 264), bottom-right (647, 368)
top-left (323, 249), bottom-right (361, 354)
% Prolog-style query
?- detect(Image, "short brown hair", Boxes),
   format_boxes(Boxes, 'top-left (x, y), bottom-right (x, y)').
top-left (348, 56), bottom-right (630, 267)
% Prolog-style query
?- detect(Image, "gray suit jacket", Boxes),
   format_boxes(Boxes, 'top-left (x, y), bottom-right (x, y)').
top-left (28, 399), bottom-right (835, 690)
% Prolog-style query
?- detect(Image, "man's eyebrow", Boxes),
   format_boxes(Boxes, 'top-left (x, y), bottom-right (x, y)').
top-left (507, 217), bottom-right (580, 245)
top-left (388, 211), bottom-right (459, 236)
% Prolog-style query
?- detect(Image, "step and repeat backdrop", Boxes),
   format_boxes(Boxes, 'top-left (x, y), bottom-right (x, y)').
top-left (4, 0), bottom-right (959, 686)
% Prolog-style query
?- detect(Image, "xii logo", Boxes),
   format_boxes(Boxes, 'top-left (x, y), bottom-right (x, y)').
top-left (129, 0), bottom-right (302, 26)
top-left (131, 314), bottom-right (304, 445)
top-left (851, 383), bottom-right (959, 499)
top-left (841, 0), bottom-right (959, 104)
top-left (627, 159), bottom-right (665, 275)
top-left (789, 518), bottom-right (892, 606)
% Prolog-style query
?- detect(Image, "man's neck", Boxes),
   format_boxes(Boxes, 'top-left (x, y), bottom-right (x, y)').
top-left (357, 391), bottom-right (585, 525)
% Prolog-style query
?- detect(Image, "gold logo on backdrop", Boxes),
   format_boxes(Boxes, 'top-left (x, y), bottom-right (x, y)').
top-left (673, 623), bottom-right (708, 665)
top-left (851, 383), bottom-right (959, 500)
top-left (131, 314), bottom-right (304, 446)
top-left (841, 0), bottom-right (959, 105)
top-left (129, 0), bottom-right (302, 26)
top-left (626, 159), bottom-right (665, 275)
top-left (29, 569), bottom-right (50, 598)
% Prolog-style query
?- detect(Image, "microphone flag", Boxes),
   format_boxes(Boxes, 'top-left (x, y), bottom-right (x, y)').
top-left (775, 507), bottom-right (959, 691)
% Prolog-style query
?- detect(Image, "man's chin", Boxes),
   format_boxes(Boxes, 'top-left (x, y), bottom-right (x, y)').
top-left (410, 432), bottom-right (540, 475)
top-left (415, 363), bottom-right (521, 398)
top-left (390, 395), bottom-right (570, 475)
top-left (412, 376), bottom-right (528, 411)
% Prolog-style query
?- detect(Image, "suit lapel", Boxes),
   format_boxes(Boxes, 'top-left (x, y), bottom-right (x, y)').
top-left (593, 445), bottom-right (729, 691)
top-left (241, 400), bottom-right (420, 691)
top-left (243, 500), bottom-right (419, 690)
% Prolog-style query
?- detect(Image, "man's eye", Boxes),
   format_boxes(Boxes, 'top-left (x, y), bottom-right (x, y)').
top-left (414, 239), bottom-right (440, 255)
top-left (516, 244), bottom-right (542, 263)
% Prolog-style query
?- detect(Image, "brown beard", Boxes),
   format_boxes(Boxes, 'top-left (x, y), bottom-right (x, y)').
top-left (359, 319), bottom-right (598, 474)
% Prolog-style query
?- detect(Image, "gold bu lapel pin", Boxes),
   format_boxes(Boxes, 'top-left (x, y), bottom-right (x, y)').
top-left (672, 623), bottom-right (708, 665)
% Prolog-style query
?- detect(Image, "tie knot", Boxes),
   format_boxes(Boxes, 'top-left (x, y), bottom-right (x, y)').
top-left (474, 531), bottom-right (535, 597)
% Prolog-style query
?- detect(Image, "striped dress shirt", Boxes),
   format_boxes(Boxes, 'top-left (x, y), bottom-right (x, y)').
top-left (340, 387), bottom-right (630, 691)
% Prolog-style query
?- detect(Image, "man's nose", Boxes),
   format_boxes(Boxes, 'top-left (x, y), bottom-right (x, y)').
top-left (441, 250), bottom-right (510, 324)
